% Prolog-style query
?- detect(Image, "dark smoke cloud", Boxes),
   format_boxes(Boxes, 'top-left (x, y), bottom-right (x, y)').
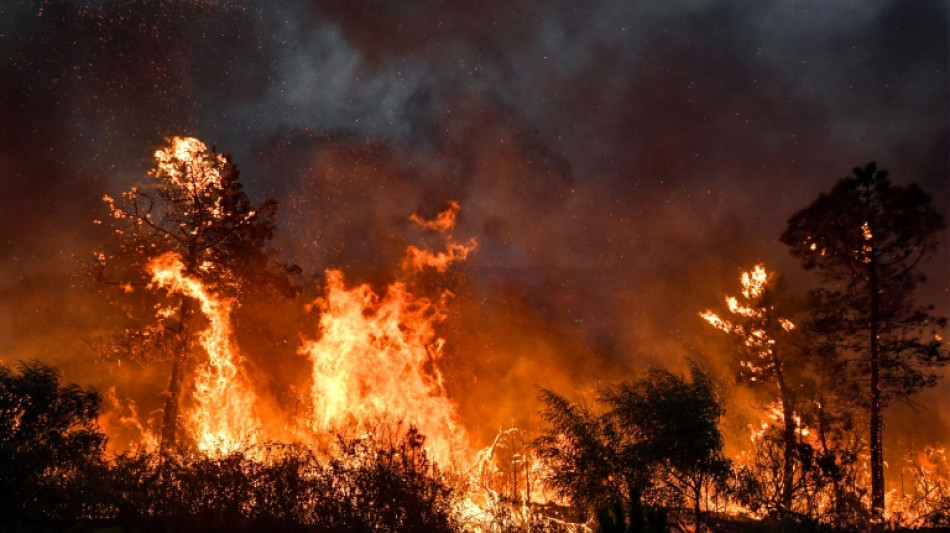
top-left (0, 0), bottom-right (947, 466)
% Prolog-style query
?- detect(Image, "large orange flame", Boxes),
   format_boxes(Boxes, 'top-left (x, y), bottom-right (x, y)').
top-left (147, 252), bottom-right (261, 455)
top-left (300, 203), bottom-right (475, 467)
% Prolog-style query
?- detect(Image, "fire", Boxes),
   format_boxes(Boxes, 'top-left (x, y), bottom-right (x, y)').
top-left (887, 446), bottom-right (950, 527)
top-left (403, 201), bottom-right (478, 272)
top-left (153, 136), bottom-right (227, 193)
top-left (301, 270), bottom-right (468, 465)
top-left (860, 221), bottom-right (874, 261)
top-left (98, 387), bottom-right (160, 453)
top-left (700, 263), bottom-right (793, 380)
top-left (300, 203), bottom-right (475, 467)
top-left (147, 252), bottom-right (261, 455)
top-left (110, 199), bottom-right (478, 467)
top-left (741, 264), bottom-right (768, 299)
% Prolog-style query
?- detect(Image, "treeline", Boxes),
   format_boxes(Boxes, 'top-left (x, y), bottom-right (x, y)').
top-left (2, 359), bottom-right (948, 533)
top-left (7, 139), bottom-right (950, 533)
top-left (529, 163), bottom-right (950, 532)
top-left (0, 361), bottom-right (457, 533)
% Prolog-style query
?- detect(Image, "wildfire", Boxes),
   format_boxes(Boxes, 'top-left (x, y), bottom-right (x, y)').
top-left (700, 263), bottom-right (793, 382)
top-left (403, 201), bottom-right (478, 272)
top-left (153, 136), bottom-right (227, 193)
top-left (92, 137), bottom-right (947, 532)
top-left (147, 252), bottom-right (261, 455)
top-left (887, 446), bottom-right (950, 528)
top-left (301, 203), bottom-right (475, 468)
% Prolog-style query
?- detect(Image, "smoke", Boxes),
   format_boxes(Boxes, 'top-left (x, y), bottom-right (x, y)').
top-left (0, 0), bottom-right (947, 479)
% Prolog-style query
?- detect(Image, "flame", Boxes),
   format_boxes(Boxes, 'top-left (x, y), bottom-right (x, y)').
top-left (740, 264), bottom-right (769, 300)
top-left (98, 387), bottom-right (160, 453)
top-left (300, 270), bottom-right (468, 465)
top-left (403, 201), bottom-right (478, 272)
top-left (860, 221), bottom-right (875, 262)
top-left (701, 263), bottom-right (793, 378)
top-left (153, 136), bottom-right (227, 192)
top-left (301, 203), bottom-right (475, 467)
top-left (147, 252), bottom-right (261, 455)
top-left (887, 446), bottom-right (950, 528)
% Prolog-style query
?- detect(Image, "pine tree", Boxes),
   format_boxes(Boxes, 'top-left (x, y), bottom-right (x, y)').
top-left (780, 162), bottom-right (947, 523)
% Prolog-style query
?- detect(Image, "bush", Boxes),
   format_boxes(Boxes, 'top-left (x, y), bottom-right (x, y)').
top-left (105, 429), bottom-right (457, 532)
top-left (0, 360), bottom-right (107, 530)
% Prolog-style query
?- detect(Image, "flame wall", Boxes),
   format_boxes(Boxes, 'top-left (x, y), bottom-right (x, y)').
top-left (1, 0), bottom-right (948, 487)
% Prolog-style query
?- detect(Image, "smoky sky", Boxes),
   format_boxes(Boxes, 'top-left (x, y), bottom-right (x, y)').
top-left (1, 0), bottom-right (948, 453)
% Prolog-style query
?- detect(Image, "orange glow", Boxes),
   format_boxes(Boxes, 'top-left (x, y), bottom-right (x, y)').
top-left (98, 387), bottom-right (160, 453)
top-left (887, 446), bottom-right (950, 527)
top-left (89, 139), bottom-right (944, 530)
top-left (300, 270), bottom-right (468, 466)
top-left (147, 252), bottom-right (261, 455)
top-left (403, 200), bottom-right (477, 273)
top-left (153, 136), bottom-right (227, 193)
top-left (700, 263), bottom-right (793, 379)
top-left (301, 203), bottom-right (474, 468)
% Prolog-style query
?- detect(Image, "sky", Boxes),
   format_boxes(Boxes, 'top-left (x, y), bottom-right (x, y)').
top-left (1, 0), bottom-right (948, 458)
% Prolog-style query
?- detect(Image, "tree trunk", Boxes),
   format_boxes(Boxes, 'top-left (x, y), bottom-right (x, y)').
top-left (693, 480), bottom-right (702, 533)
top-left (775, 365), bottom-right (796, 512)
top-left (869, 264), bottom-right (885, 527)
top-left (816, 399), bottom-right (844, 529)
top-left (160, 298), bottom-right (193, 451)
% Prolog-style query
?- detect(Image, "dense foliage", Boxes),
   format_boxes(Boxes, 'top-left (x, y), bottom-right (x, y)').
top-left (536, 364), bottom-right (729, 532)
top-left (0, 360), bottom-right (107, 530)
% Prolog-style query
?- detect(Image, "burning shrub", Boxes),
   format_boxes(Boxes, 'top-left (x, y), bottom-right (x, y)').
top-left (888, 447), bottom-right (950, 530)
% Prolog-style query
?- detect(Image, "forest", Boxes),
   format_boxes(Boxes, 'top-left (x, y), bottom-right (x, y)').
top-left (0, 137), bottom-right (946, 533)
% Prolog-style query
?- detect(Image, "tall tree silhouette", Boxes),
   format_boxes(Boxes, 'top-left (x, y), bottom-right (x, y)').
top-left (780, 162), bottom-right (947, 523)
top-left (93, 136), bottom-right (282, 450)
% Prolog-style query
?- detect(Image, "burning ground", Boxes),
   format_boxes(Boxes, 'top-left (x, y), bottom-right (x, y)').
top-left (0, 0), bottom-right (949, 530)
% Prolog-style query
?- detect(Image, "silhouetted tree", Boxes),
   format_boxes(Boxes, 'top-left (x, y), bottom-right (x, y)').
top-left (604, 365), bottom-right (730, 531)
top-left (535, 389), bottom-right (640, 517)
top-left (0, 360), bottom-right (107, 529)
top-left (92, 136), bottom-right (290, 450)
top-left (780, 162), bottom-right (947, 523)
top-left (702, 264), bottom-right (809, 512)
top-left (537, 365), bottom-right (728, 532)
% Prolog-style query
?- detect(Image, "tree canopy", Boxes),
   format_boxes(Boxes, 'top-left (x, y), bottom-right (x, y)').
top-left (0, 360), bottom-right (106, 528)
top-left (92, 136), bottom-right (293, 450)
top-left (780, 162), bottom-right (947, 522)
top-left (537, 364), bottom-right (728, 532)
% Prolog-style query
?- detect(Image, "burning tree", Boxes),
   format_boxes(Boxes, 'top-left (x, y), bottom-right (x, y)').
top-left (93, 136), bottom-right (283, 451)
top-left (146, 251), bottom-right (261, 455)
top-left (701, 264), bottom-right (807, 512)
top-left (780, 162), bottom-right (948, 524)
